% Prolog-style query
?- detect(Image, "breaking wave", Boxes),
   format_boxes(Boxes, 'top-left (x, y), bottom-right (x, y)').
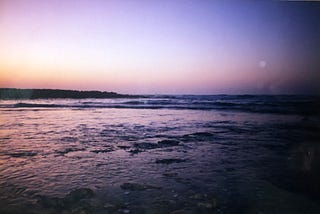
top-left (0, 95), bottom-right (319, 115)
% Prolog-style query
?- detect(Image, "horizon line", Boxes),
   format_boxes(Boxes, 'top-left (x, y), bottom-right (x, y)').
top-left (0, 87), bottom-right (318, 97)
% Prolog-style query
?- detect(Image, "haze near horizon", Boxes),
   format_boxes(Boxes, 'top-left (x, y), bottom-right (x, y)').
top-left (1, 0), bottom-right (319, 94)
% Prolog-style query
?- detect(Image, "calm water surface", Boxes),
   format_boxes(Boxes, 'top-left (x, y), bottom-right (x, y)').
top-left (0, 96), bottom-right (320, 213)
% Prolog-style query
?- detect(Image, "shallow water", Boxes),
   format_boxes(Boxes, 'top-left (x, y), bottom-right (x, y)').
top-left (0, 96), bottom-right (320, 213)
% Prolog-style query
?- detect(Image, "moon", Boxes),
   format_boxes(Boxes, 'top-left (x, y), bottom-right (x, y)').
top-left (259, 60), bottom-right (267, 68)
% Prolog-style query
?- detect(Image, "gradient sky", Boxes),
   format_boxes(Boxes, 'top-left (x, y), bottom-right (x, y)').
top-left (0, 0), bottom-right (319, 94)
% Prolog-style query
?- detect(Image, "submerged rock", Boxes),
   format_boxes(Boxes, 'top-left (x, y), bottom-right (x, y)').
top-left (156, 159), bottom-right (187, 164)
top-left (158, 140), bottom-right (180, 147)
top-left (163, 172), bottom-right (178, 177)
top-left (60, 136), bottom-right (78, 142)
top-left (103, 203), bottom-right (117, 213)
top-left (56, 147), bottom-right (84, 155)
top-left (7, 151), bottom-right (37, 158)
top-left (120, 182), bottom-right (161, 191)
top-left (132, 140), bottom-right (180, 152)
top-left (133, 142), bottom-right (159, 150)
top-left (38, 188), bottom-right (95, 210)
top-left (189, 193), bottom-right (208, 200)
top-left (191, 132), bottom-right (214, 137)
top-left (122, 208), bottom-right (130, 213)
top-left (181, 132), bottom-right (215, 143)
top-left (91, 148), bottom-right (113, 153)
top-left (118, 145), bottom-right (131, 150)
top-left (169, 209), bottom-right (194, 214)
top-left (185, 192), bottom-right (220, 211)
top-left (66, 188), bottom-right (94, 201)
top-left (128, 148), bottom-right (144, 154)
top-left (103, 203), bottom-right (115, 209)
top-left (197, 202), bottom-right (214, 209)
top-left (38, 195), bottom-right (64, 208)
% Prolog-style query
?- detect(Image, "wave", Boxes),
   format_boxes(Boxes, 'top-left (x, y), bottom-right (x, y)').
top-left (0, 95), bottom-right (319, 115)
top-left (14, 103), bottom-right (64, 108)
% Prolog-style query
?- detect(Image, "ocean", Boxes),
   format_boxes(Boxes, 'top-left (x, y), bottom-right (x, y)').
top-left (0, 95), bottom-right (319, 213)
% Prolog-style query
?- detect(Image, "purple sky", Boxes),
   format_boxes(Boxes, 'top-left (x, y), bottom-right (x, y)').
top-left (0, 0), bottom-right (319, 94)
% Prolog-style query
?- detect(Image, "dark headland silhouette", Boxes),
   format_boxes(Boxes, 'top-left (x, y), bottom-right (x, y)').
top-left (0, 88), bottom-right (140, 99)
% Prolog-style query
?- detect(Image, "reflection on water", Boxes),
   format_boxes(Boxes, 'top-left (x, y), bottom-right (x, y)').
top-left (0, 101), bottom-right (320, 213)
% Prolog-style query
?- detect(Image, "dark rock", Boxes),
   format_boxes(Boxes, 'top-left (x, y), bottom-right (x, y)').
top-left (132, 140), bottom-right (180, 152)
top-left (155, 159), bottom-right (187, 164)
top-left (158, 140), bottom-right (180, 147)
top-left (37, 188), bottom-right (98, 213)
top-left (103, 202), bottom-right (116, 209)
top-left (128, 149), bottom-right (144, 154)
top-left (61, 136), bottom-right (78, 142)
top-left (121, 208), bottom-right (130, 213)
top-left (8, 151), bottom-right (37, 158)
top-left (38, 196), bottom-right (64, 208)
top-left (66, 188), bottom-right (94, 201)
top-left (197, 202), bottom-right (213, 209)
top-left (133, 142), bottom-right (159, 150)
top-left (163, 172), bottom-right (178, 177)
top-left (49, 188), bottom-right (92, 205)
top-left (191, 132), bottom-right (213, 137)
top-left (189, 193), bottom-right (208, 200)
top-left (174, 177), bottom-right (192, 185)
top-left (169, 209), bottom-right (194, 214)
top-left (196, 198), bottom-right (218, 209)
top-left (186, 193), bottom-right (219, 211)
top-left (118, 145), bottom-right (131, 150)
top-left (56, 148), bottom-right (84, 155)
top-left (120, 183), bottom-right (161, 191)
top-left (91, 148), bottom-right (113, 153)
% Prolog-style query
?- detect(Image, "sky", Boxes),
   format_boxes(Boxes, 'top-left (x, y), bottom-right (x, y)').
top-left (0, 0), bottom-right (319, 94)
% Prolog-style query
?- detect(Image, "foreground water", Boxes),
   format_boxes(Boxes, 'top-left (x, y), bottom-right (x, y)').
top-left (0, 95), bottom-right (320, 213)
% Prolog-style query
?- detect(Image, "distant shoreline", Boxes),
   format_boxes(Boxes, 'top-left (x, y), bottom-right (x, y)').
top-left (0, 88), bottom-right (141, 100)
top-left (0, 88), bottom-right (318, 100)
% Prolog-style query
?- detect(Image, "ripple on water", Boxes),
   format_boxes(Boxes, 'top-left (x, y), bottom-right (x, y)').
top-left (0, 105), bottom-right (319, 213)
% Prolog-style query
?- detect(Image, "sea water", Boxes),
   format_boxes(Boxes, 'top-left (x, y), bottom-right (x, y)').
top-left (0, 95), bottom-right (319, 213)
